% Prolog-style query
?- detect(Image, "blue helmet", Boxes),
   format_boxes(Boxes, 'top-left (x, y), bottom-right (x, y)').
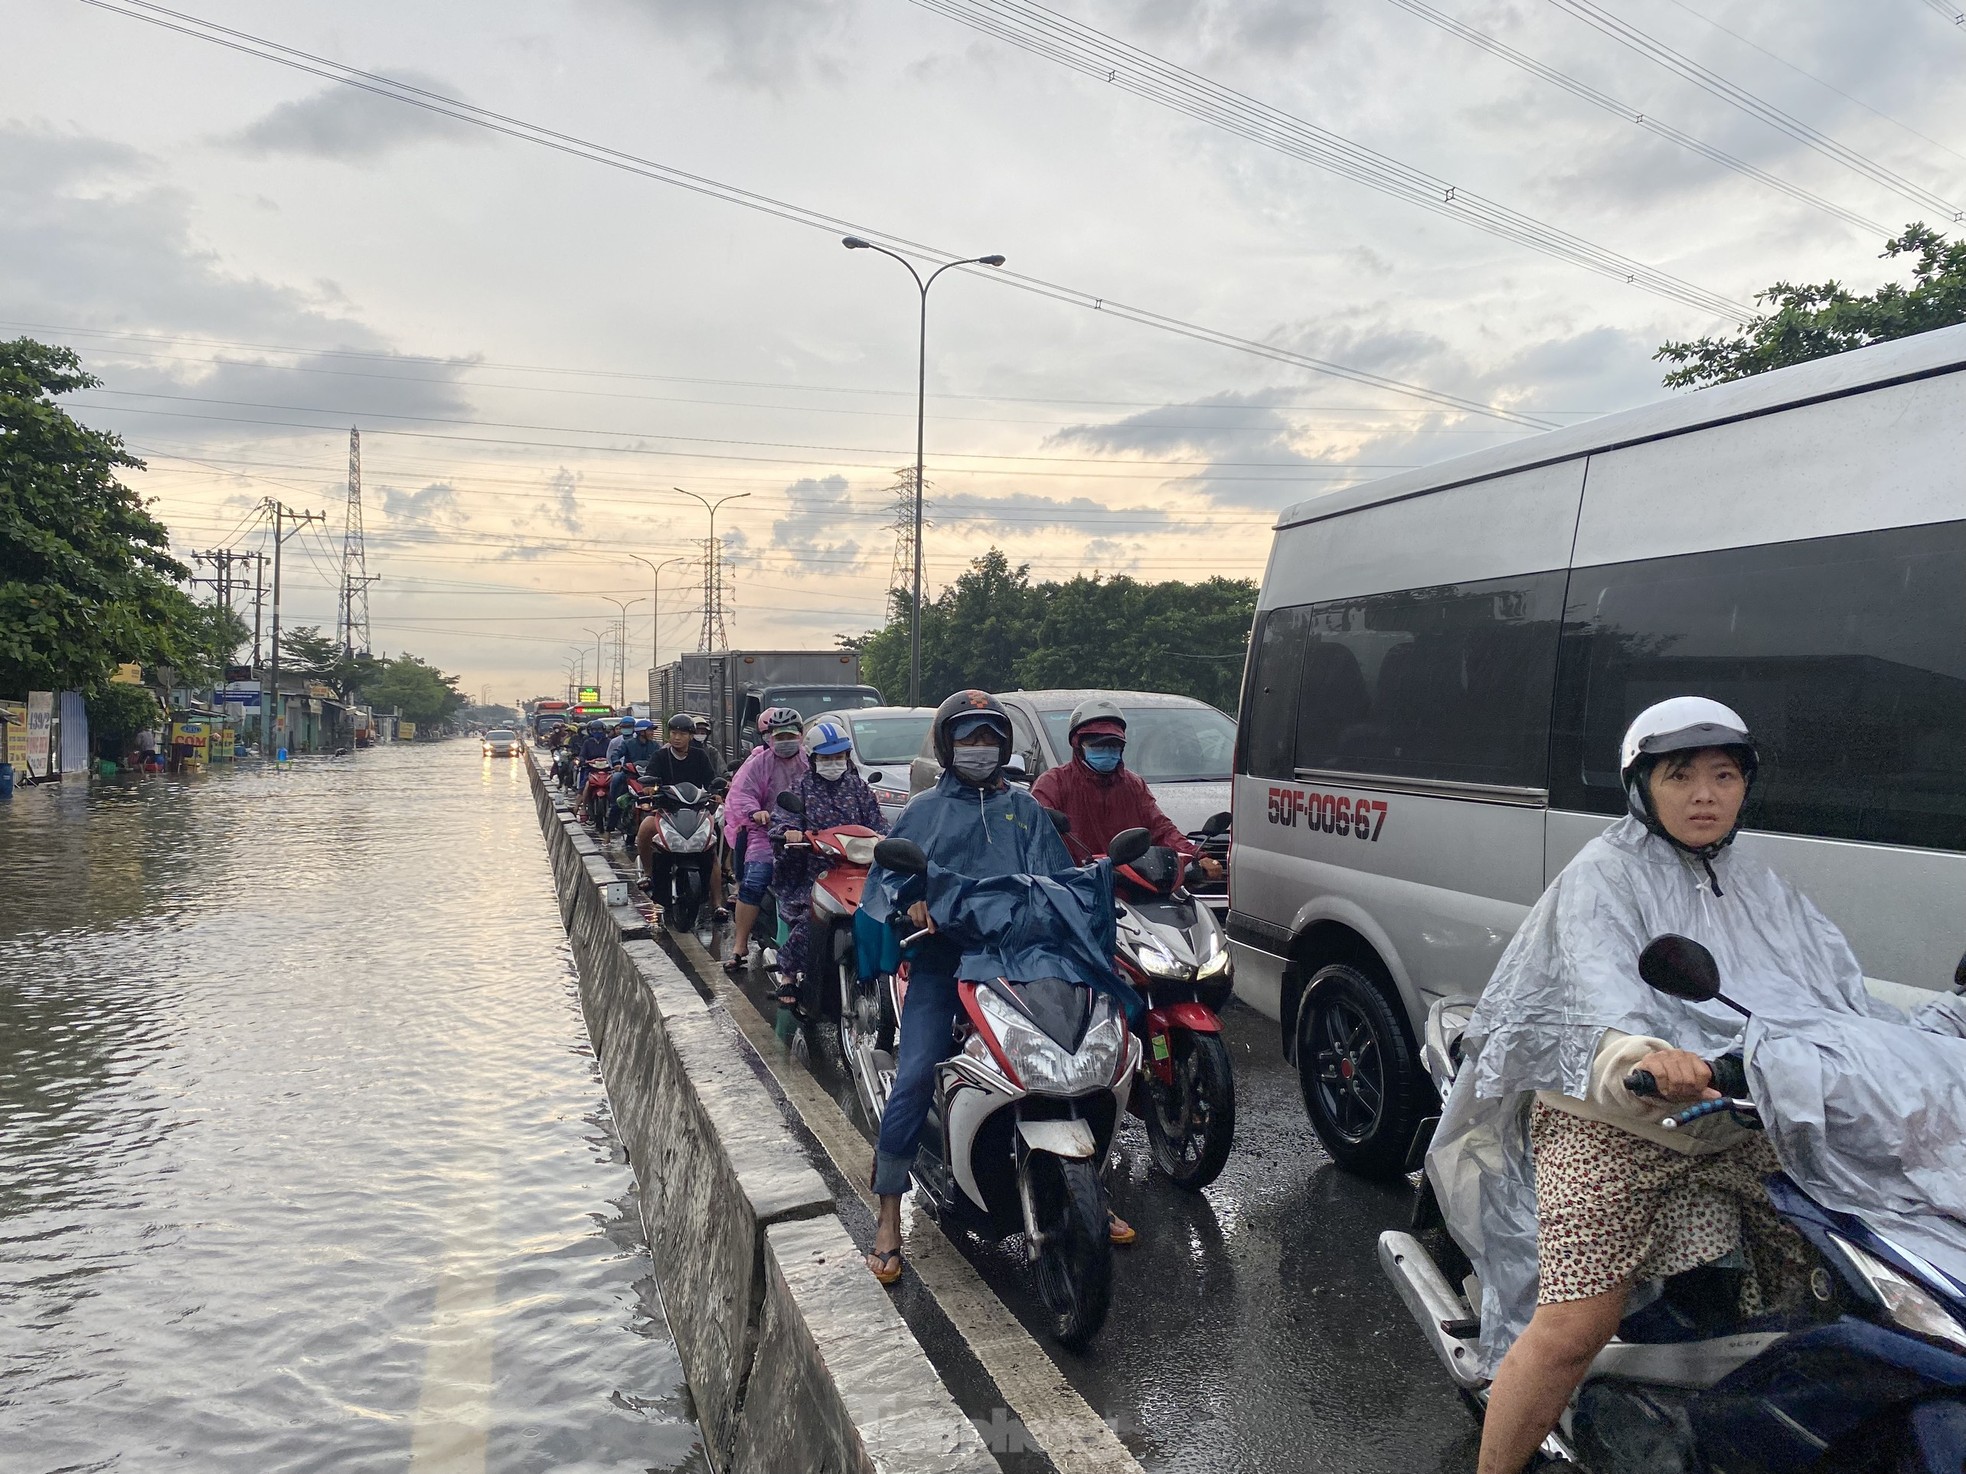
top-left (587, 720), bottom-right (606, 734)
top-left (634, 718), bottom-right (655, 730)
top-left (803, 717), bottom-right (854, 758)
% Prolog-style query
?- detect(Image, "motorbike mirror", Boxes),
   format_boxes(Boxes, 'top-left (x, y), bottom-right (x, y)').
top-left (1954, 949), bottom-right (1966, 995)
top-left (1108, 826), bottom-right (1152, 867)
top-left (775, 789), bottom-right (806, 814)
top-left (1201, 810), bottom-right (1231, 838)
top-left (1043, 806), bottom-right (1071, 834)
top-left (1638, 934), bottom-right (1749, 1017)
top-left (1003, 753), bottom-right (1031, 783)
top-left (874, 837), bottom-right (928, 875)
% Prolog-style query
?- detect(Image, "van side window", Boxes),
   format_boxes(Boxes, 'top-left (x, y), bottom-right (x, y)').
top-left (1550, 521), bottom-right (1966, 853)
top-left (1278, 572), bottom-right (1566, 789)
top-left (1240, 608), bottom-right (1311, 779)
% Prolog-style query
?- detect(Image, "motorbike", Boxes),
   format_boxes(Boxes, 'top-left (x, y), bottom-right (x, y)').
top-left (578, 758), bottom-right (614, 830)
top-left (637, 781), bottom-right (719, 933)
top-left (857, 827), bottom-right (1152, 1348)
top-left (552, 746), bottom-right (578, 791)
top-left (769, 789), bottom-right (881, 1027)
top-left (1108, 810), bottom-right (1237, 1190)
top-left (1381, 934), bottom-right (1966, 1474)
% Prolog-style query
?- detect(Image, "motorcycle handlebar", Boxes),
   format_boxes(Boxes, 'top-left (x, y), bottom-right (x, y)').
top-left (1624, 1069), bottom-right (1660, 1098)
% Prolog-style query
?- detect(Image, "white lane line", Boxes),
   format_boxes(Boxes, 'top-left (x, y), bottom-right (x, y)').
top-left (406, 1235), bottom-right (499, 1474)
top-left (673, 932), bottom-right (1145, 1474)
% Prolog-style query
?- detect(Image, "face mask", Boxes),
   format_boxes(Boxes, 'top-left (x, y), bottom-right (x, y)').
top-left (772, 736), bottom-right (800, 758)
top-left (1082, 744), bottom-right (1123, 774)
top-left (815, 756), bottom-right (849, 781)
top-left (952, 746), bottom-right (1001, 783)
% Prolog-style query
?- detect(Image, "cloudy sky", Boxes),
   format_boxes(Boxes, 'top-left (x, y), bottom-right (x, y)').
top-left (7, 0), bottom-right (1962, 704)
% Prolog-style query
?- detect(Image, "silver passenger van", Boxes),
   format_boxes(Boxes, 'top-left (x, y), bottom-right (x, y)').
top-left (1227, 325), bottom-right (1966, 1178)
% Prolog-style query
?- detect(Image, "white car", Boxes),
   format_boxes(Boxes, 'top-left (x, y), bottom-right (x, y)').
top-left (482, 728), bottom-right (519, 758)
top-left (836, 706), bottom-right (935, 824)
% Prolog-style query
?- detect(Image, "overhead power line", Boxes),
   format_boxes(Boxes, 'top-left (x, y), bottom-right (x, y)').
top-left (1378, 0), bottom-right (1883, 234)
top-left (71, 0), bottom-right (1554, 430)
top-left (907, 0), bottom-right (1750, 318)
top-left (1545, 0), bottom-right (1965, 223)
top-left (1918, 0), bottom-right (1966, 33)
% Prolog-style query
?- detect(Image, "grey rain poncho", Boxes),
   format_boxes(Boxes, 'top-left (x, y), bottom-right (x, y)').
top-left (1429, 814), bottom-right (1966, 1372)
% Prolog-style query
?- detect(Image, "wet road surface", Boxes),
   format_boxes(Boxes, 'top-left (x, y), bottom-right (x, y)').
top-left (0, 745), bottom-right (702, 1474)
top-left (703, 927), bottom-right (1481, 1473)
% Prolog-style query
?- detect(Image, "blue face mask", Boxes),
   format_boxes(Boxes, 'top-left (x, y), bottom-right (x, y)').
top-left (1082, 744), bottom-right (1123, 774)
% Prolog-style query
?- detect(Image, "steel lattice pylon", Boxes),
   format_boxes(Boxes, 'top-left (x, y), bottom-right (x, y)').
top-left (337, 427), bottom-right (373, 657)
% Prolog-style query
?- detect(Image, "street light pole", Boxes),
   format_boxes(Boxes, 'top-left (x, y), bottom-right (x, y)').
top-left (600, 596), bottom-right (646, 708)
top-left (627, 553), bottom-right (691, 674)
top-left (841, 238), bottom-right (1004, 706)
top-left (668, 488), bottom-right (751, 651)
top-left (584, 626), bottom-right (610, 702)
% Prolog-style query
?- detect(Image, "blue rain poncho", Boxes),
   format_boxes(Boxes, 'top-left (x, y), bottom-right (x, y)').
top-left (1429, 814), bottom-right (1966, 1372)
top-left (855, 773), bottom-right (1136, 1013)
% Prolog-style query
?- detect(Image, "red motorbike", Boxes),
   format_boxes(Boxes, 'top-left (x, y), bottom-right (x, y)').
top-left (579, 758), bottom-right (614, 831)
top-left (1109, 812), bottom-right (1237, 1190)
top-left (771, 790), bottom-right (882, 1041)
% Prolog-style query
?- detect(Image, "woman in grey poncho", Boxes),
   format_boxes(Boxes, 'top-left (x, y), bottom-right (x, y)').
top-left (1450, 698), bottom-right (1864, 1474)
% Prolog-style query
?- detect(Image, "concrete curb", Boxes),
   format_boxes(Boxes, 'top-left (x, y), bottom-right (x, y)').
top-left (526, 754), bottom-right (995, 1474)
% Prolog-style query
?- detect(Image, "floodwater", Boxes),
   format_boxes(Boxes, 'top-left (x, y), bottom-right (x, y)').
top-left (0, 744), bottom-right (703, 1474)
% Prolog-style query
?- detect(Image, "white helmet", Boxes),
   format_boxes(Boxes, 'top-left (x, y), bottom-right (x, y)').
top-left (1618, 696), bottom-right (1758, 853)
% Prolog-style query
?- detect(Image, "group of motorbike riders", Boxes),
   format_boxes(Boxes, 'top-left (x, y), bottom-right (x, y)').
top-left (548, 689), bottom-right (1966, 1474)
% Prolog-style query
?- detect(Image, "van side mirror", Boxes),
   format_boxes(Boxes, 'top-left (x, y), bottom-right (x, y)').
top-left (874, 838), bottom-right (928, 875)
top-left (1108, 826), bottom-right (1151, 866)
top-left (775, 790), bottom-right (805, 814)
top-left (1201, 810), bottom-right (1231, 838)
top-left (1638, 934), bottom-right (1722, 1002)
top-left (865, 770), bottom-right (883, 786)
top-left (1953, 949), bottom-right (1966, 995)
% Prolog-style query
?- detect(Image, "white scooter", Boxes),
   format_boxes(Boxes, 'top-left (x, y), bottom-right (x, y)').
top-left (862, 829), bottom-right (1151, 1348)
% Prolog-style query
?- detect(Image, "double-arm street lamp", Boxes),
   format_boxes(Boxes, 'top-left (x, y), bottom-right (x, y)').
top-left (600, 596), bottom-right (646, 707)
top-left (628, 553), bottom-right (693, 674)
top-left (668, 487), bottom-right (751, 650)
top-left (841, 237), bottom-right (1005, 706)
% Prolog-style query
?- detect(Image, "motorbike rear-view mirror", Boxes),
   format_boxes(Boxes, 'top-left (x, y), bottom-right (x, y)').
top-left (1638, 934), bottom-right (1749, 1017)
top-left (1004, 753), bottom-right (1031, 783)
top-left (1201, 810), bottom-right (1231, 838)
top-left (1108, 827), bottom-right (1152, 867)
top-left (874, 837), bottom-right (929, 875)
top-left (1954, 949), bottom-right (1966, 995)
top-left (1043, 807), bottom-right (1071, 834)
top-left (775, 789), bottom-right (806, 814)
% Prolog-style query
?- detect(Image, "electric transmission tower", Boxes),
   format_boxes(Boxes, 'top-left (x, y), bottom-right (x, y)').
top-left (698, 534), bottom-right (734, 651)
top-left (336, 426), bottom-right (377, 657)
top-left (887, 464), bottom-right (929, 606)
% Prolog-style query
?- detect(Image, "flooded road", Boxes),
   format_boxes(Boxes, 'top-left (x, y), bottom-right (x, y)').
top-left (0, 744), bottom-right (702, 1474)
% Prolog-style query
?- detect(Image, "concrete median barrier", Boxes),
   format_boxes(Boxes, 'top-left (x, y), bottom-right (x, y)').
top-left (526, 753), bottom-right (993, 1474)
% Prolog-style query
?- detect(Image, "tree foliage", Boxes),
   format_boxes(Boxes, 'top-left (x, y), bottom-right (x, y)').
top-left (85, 680), bottom-right (161, 757)
top-left (849, 549), bottom-right (1255, 712)
top-left (278, 625), bottom-right (382, 699)
top-left (1656, 224), bottom-right (1966, 389)
top-left (0, 338), bottom-right (234, 694)
top-left (362, 653), bottom-right (466, 729)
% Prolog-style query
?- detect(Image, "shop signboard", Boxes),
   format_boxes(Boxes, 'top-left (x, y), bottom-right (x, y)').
top-left (24, 692), bottom-right (53, 778)
top-left (172, 720), bottom-right (209, 759)
top-left (399, 721), bottom-right (417, 741)
top-left (0, 700), bottom-right (24, 768)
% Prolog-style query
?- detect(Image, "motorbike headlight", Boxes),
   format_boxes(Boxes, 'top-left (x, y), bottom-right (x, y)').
top-left (974, 988), bottom-right (1115, 1093)
top-left (1132, 931), bottom-right (1191, 981)
top-left (1829, 1233), bottom-right (1966, 1354)
top-left (1195, 914), bottom-right (1233, 980)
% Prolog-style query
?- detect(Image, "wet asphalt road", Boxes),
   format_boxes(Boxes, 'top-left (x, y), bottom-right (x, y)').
top-left (0, 747), bottom-right (702, 1474)
top-left (711, 934), bottom-right (1481, 1473)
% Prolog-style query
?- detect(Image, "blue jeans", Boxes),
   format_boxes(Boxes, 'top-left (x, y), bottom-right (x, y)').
top-left (874, 966), bottom-right (961, 1196)
top-left (606, 769), bottom-right (631, 829)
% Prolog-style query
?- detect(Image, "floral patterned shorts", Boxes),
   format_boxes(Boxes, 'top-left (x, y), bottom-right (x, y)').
top-left (1530, 1103), bottom-right (1808, 1309)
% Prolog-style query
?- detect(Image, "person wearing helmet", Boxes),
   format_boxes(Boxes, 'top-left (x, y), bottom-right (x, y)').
top-left (766, 717), bottom-right (888, 1010)
top-left (688, 713), bottom-right (728, 782)
top-left (576, 719), bottom-right (610, 764)
top-left (1432, 696), bottom-right (1964, 1474)
top-left (636, 712), bottom-right (727, 922)
top-left (857, 690), bottom-right (1135, 1284)
top-left (722, 706), bottom-right (808, 970)
top-left (1031, 697), bottom-right (1220, 876)
top-left (603, 718), bottom-right (662, 839)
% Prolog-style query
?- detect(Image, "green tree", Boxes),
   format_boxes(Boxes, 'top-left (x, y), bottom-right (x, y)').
top-left (0, 338), bottom-right (218, 694)
top-left (365, 654), bottom-right (466, 730)
top-left (85, 680), bottom-right (162, 760)
top-left (1657, 224), bottom-right (1966, 389)
top-left (851, 548), bottom-right (1254, 711)
top-left (278, 624), bottom-right (380, 699)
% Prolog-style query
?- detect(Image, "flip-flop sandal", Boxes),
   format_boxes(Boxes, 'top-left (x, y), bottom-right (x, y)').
top-left (1108, 1217), bottom-right (1138, 1247)
top-left (866, 1248), bottom-right (904, 1285)
top-left (723, 955), bottom-right (748, 975)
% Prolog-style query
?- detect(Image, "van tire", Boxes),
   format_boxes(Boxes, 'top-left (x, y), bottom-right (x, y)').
top-left (1295, 963), bottom-right (1427, 1180)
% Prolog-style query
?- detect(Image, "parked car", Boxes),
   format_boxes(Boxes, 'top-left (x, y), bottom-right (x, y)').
top-left (908, 688), bottom-right (1235, 843)
top-left (833, 705), bottom-right (934, 823)
top-left (481, 728), bottom-right (520, 758)
top-left (1226, 322), bottom-right (1966, 1180)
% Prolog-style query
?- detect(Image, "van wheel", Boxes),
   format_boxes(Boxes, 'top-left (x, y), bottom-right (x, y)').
top-left (1296, 963), bottom-right (1426, 1180)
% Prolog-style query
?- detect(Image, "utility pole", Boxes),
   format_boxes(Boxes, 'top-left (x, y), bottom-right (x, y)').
top-left (250, 551), bottom-right (267, 667)
top-left (600, 596), bottom-right (645, 709)
top-left (670, 488), bottom-right (748, 652)
top-left (262, 499), bottom-right (326, 757)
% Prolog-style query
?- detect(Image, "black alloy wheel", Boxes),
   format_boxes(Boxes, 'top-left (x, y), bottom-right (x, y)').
top-left (1296, 962), bottom-right (1428, 1180)
top-left (1143, 1030), bottom-right (1237, 1191)
top-left (1028, 1154), bottom-right (1113, 1349)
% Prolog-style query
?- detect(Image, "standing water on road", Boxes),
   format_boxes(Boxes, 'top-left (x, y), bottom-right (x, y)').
top-left (0, 744), bottom-right (703, 1474)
